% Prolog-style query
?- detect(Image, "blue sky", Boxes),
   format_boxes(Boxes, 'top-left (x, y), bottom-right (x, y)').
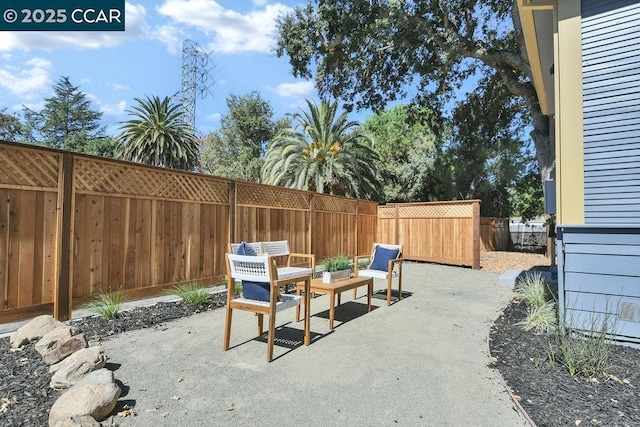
top-left (0, 0), bottom-right (368, 136)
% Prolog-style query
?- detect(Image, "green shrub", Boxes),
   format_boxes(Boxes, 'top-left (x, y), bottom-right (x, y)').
top-left (547, 313), bottom-right (614, 378)
top-left (518, 301), bottom-right (557, 333)
top-left (516, 272), bottom-right (552, 308)
top-left (322, 253), bottom-right (352, 272)
top-left (166, 281), bottom-right (209, 305)
top-left (82, 292), bottom-right (126, 319)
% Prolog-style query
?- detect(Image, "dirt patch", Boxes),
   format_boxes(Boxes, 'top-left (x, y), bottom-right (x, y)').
top-left (481, 251), bottom-right (551, 274)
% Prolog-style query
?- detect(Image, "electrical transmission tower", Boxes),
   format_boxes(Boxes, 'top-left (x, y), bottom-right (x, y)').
top-left (181, 39), bottom-right (214, 130)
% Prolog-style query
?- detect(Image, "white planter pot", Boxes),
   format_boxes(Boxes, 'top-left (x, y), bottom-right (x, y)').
top-left (322, 269), bottom-right (352, 283)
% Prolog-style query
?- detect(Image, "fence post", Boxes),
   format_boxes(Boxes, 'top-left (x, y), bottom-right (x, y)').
top-left (228, 181), bottom-right (235, 244)
top-left (54, 153), bottom-right (74, 321)
top-left (472, 201), bottom-right (480, 270)
top-left (309, 192), bottom-right (314, 257)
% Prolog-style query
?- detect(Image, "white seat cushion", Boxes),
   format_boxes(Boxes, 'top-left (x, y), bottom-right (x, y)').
top-left (234, 294), bottom-right (302, 311)
top-left (277, 266), bottom-right (313, 281)
top-left (357, 269), bottom-right (399, 280)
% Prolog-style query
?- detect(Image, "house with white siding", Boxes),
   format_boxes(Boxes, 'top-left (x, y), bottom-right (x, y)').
top-left (517, 0), bottom-right (640, 345)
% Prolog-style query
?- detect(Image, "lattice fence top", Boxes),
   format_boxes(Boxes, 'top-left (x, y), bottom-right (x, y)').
top-left (378, 206), bottom-right (396, 219)
top-left (75, 158), bottom-right (229, 203)
top-left (313, 194), bottom-right (357, 213)
top-left (0, 145), bottom-right (60, 189)
top-left (358, 201), bottom-right (378, 216)
top-left (236, 183), bottom-right (310, 210)
top-left (398, 203), bottom-right (473, 218)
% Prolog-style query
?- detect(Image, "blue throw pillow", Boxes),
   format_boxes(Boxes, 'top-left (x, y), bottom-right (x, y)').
top-left (237, 241), bottom-right (257, 256)
top-left (370, 246), bottom-right (400, 272)
top-left (242, 281), bottom-right (270, 301)
top-left (236, 242), bottom-right (264, 298)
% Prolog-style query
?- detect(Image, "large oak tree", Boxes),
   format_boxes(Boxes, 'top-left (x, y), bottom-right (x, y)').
top-left (275, 0), bottom-right (554, 182)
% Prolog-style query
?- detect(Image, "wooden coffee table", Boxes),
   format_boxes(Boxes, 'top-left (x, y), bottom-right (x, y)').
top-left (296, 276), bottom-right (373, 330)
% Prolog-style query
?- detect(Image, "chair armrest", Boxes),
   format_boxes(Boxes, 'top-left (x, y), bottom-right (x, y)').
top-left (387, 257), bottom-right (404, 272)
top-left (354, 255), bottom-right (370, 275)
top-left (288, 253), bottom-right (315, 269)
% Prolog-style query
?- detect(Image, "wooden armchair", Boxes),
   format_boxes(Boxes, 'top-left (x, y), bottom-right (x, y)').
top-left (354, 243), bottom-right (404, 306)
top-left (224, 253), bottom-right (311, 362)
top-left (230, 240), bottom-right (315, 289)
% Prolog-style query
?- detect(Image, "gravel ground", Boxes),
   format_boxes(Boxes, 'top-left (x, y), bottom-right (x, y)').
top-left (4, 252), bottom-right (636, 427)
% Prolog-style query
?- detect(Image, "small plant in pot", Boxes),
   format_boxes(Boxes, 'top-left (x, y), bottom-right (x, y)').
top-left (322, 253), bottom-right (352, 283)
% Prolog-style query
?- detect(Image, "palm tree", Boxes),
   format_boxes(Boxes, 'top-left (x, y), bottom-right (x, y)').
top-left (117, 96), bottom-right (199, 170)
top-left (262, 99), bottom-right (382, 199)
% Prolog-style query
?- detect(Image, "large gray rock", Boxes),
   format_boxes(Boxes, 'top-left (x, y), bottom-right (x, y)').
top-left (10, 315), bottom-right (64, 348)
top-left (48, 378), bottom-right (120, 425)
top-left (51, 415), bottom-right (100, 427)
top-left (35, 327), bottom-right (89, 364)
top-left (50, 347), bottom-right (107, 389)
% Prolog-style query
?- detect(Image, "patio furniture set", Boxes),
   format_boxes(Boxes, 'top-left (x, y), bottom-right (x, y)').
top-left (224, 241), bottom-right (404, 362)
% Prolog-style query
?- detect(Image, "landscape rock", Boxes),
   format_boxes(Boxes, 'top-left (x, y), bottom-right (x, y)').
top-left (50, 346), bottom-right (107, 389)
top-left (10, 315), bottom-right (65, 348)
top-left (35, 327), bottom-right (89, 365)
top-left (75, 368), bottom-right (115, 387)
top-left (36, 327), bottom-right (72, 356)
top-left (49, 380), bottom-right (120, 425)
top-left (51, 415), bottom-right (101, 427)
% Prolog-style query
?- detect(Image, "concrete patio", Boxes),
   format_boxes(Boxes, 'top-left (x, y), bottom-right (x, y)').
top-left (98, 262), bottom-right (529, 426)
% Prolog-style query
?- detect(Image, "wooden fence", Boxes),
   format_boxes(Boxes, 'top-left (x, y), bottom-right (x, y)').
top-left (0, 141), bottom-right (377, 323)
top-left (377, 201), bottom-right (481, 269)
top-left (480, 217), bottom-right (511, 252)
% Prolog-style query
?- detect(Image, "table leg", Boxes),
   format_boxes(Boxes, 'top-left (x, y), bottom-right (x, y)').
top-left (329, 290), bottom-right (335, 330)
top-left (304, 278), bottom-right (311, 346)
top-left (367, 279), bottom-right (373, 312)
top-left (296, 285), bottom-right (301, 322)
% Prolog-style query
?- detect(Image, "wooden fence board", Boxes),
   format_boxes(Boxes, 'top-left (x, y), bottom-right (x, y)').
top-left (378, 201), bottom-right (480, 268)
top-left (0, 190), bottom-right (8, 310)
top-left (41, 192), bottom-right (57, 304)
top-left (0, 142), bottom-right (376, 323)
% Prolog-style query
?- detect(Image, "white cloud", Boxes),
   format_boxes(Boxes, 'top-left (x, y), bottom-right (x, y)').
top-left (101, 100), bottom-right (127, 116)
top-left (20, 101), bottom-right (45, 111)
top-left (274, 81), bottom-right (315, 98)
top-left (0, 57), bottom-right (52, 100)
top-left (156, 0), bottom-right (292, 53)
top-left (0, 3), bottom-right (149, 52)
top-left (152, 24), bottom-right (186, 54)
top-left (206, 112), bottom-right (221, 122)
top-left (106, 82), bottom-right (131, 91)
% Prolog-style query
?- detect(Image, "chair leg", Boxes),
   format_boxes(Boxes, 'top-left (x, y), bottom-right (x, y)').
top-left (223, 306), bottom-right (233, 350)
top-left (387, 275), bottom-right (392, 306)
top-left (398, 264), bottom-right (403, 301)
top-left (257, 314), bottom-right (264, 336)
top-left (267, 313), bottom-right (276, 362)
top-left (353, 288), bottom-right (357, 299)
